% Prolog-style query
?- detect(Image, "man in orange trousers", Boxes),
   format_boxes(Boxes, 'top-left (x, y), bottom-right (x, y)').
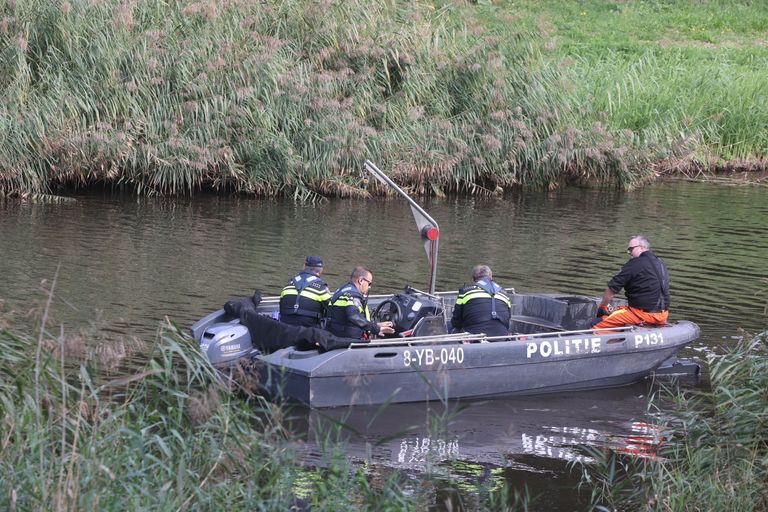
top-left (593, 235), bottom-right (670, 330)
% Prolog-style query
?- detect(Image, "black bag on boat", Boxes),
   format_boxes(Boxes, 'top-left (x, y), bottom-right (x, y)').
top-left (223, 289), bottom-right (263, 317)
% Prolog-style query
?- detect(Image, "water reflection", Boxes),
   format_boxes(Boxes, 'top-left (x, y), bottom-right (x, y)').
top-left (287, 379), bottom-right (694, 510)
top-left (297, 380), bottom-right (686, 467)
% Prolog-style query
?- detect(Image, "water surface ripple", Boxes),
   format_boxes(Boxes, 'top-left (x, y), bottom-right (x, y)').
top-left (1, 181), bottom-right (766, 347)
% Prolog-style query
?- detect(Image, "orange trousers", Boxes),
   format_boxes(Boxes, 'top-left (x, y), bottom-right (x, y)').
top-left (593, 306), bottom-right (668, 331)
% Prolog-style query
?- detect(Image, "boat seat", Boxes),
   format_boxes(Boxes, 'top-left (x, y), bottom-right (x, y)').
top-left (509, 315), bottom-right (564, 334)
top-left (410, 315), bottom-right (448, 337)
top-left (397, 315), bottom-right (449, 338)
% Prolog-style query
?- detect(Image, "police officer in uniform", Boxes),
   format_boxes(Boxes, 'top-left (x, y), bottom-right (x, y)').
top-left (326, 266), bottom-right (394, 339)
top-left (279, 256), bottom-right (332, 328)
top-left (451, 265), bottom-right (512, 337)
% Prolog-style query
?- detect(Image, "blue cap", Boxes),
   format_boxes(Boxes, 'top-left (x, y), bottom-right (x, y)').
top-left (305, 256), bottom-right (324, 267)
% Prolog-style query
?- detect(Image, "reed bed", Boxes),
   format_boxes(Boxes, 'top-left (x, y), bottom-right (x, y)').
top-left (0, 300), bottom-right (530, 511)
top-left (580, 331), bottom-right (768, 511)
top-left (1, 319), bottom-right (291, 509)
top-left (4, 0), bottom-right (749, 199)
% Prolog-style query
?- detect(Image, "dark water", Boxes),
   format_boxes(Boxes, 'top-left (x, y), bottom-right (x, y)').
top-left (2, 181), bottom-right (767, 508)
top-left (292, 380), bottom-right (688, 510)
top-left (2, 182), bottom-right (765, 342)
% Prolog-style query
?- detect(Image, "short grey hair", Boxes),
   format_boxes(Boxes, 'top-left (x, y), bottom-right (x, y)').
top-left (350, 266), bottom-right (372, 281)
top-left (472, 265), bottom-right (492, 281)
top-left (630, 235), bottom-right (651, 250)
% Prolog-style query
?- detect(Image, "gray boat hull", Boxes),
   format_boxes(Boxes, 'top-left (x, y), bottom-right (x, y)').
top-left (192, 291), bottom-right (700, 408)
top-left (258, 321), bottom-right (699, 407)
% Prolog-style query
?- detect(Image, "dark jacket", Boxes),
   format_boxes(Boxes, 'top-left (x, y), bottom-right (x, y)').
top-left (326, 283), bottom-right (380, 339)
top-left (279, 271), bottom-right (331, 327)
top-left (608, 251), bottom-right (670, 311)
top-left (450, 279), bottom-right (512, 337)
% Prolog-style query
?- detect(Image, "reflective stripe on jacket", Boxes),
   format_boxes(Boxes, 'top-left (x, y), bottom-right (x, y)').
top-left (326, 283), bottom-right (379, 339)
top-left (451, 280), bottom-right (512, 337)
top-left (279, 272), bottom-right (331, 327)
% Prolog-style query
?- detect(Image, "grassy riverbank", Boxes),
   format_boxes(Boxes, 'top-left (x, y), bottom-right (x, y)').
top-left (473, 0), bottom-right (768, 162)
top-left (1, 0), bottom-right (767, 199)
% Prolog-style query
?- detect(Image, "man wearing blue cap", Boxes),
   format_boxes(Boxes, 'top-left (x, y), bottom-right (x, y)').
top-left (279, 256), bottom-right (332, 327)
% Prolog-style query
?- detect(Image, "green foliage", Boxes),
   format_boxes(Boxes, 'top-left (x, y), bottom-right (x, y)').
top-left (6, 0), bottom-right (755, 199)
top-left (0, 313), bottom-right (297, 510)
top-left (580, 331), bottom-right (768, 511)
top-left (476, 0), bottom-right (768, 164)
top-left (0, 300), bottom-right (531, 510)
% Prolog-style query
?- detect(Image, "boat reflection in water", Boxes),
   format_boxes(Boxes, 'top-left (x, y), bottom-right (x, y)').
top-left (288, 379), bottom-right (694, 474)
top-left (283, 379), bottom-right (698, 509)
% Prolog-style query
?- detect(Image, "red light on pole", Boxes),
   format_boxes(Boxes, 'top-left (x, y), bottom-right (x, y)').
top-left (421, 225), bottom-right (439, 241)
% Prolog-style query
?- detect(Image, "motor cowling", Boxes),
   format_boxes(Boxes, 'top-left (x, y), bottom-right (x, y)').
top-left (200, 321), bottom-right (260, 365)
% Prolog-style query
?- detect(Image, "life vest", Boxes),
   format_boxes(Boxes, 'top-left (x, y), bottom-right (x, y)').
top-left (328, 283), bottom-right (371, 319)
top-left (455, 279), bottom-right (512, 322)
top-left (279, 272), bottom-right (330, 319)
top-left (326, 283), bottom-right (373, 339)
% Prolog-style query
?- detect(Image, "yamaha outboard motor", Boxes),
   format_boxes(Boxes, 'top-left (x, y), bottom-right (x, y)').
top-left (193, 310), bottom-right (261, 366)
top-left (373, 287), bottom-right (443, 336)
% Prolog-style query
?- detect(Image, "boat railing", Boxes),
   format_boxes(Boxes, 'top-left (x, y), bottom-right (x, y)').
top-left (350, 325), bottom-right (636, 348)
top-left (254, 292), bottom-right (634, 349)
top-left (350, 332), bottom-right (488, 347)
top-left (251, 295), bottom-right (280, 313)
top-left (256, 292), bottom-right (450, 304)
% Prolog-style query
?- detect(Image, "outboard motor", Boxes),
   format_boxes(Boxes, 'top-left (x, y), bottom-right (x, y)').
top-left (373, 287), bottom-right (443, 336)
top-left (198, 318), bottom-right (260, 366)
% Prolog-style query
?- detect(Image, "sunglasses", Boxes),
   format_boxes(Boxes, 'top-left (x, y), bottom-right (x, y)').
top-left (360, 277), bottom-right (373, 285)
top-left (627, 245), bottom-right (640, 253)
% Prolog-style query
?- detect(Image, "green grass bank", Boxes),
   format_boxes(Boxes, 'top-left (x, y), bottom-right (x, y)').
top-left (472, 0), bottom-right (768, 163)
top-left (1, 0), bottom-right (767, 199)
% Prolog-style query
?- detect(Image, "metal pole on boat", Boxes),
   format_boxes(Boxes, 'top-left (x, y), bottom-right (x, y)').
top-left (364, 160), bottom-right (440, 295)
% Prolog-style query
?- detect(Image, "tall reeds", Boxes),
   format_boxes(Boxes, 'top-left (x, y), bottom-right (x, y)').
top-left (570, 49), bottom-right (768, 164)
top-left (580, 331), bottom-right (768, 511)
top-left (1, 0), bottom-right (730, 199)
top-left (0, 297), bottom-right (532, 510)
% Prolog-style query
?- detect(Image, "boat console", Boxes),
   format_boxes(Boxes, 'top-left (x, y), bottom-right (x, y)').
top-left (372, 286), bottom-right (446, 337)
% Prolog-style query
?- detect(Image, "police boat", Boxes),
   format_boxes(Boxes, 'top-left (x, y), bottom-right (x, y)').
top-left (190, 161), bottom-right (700, 408)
